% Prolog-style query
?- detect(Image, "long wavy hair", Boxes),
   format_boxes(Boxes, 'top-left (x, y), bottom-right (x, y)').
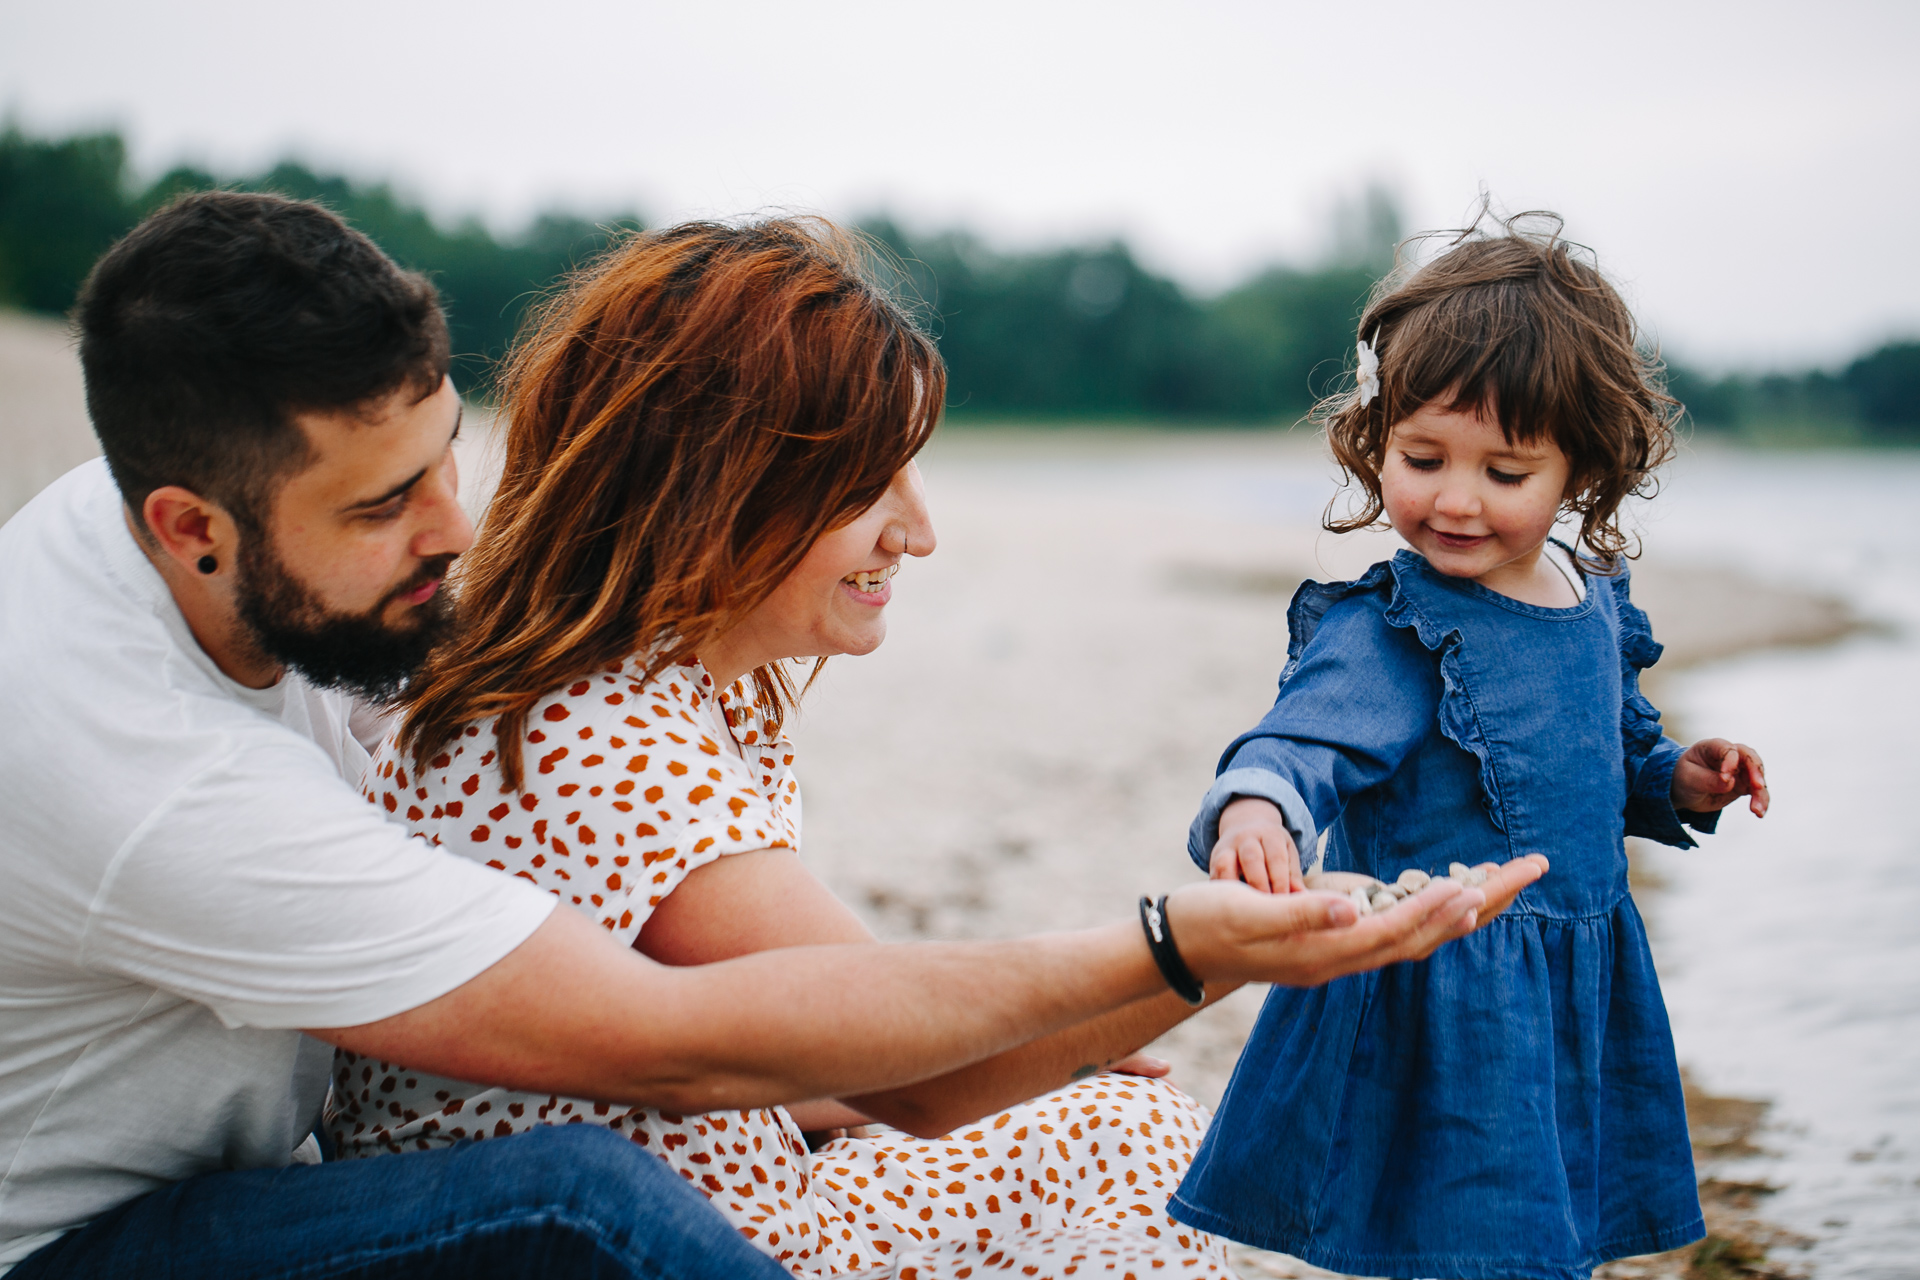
top-left (399, 217), bottom-right (944, 791)
top-left (1316, 210), bottom-right (1679, 566)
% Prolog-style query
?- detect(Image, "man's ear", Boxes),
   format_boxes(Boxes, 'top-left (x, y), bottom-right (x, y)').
top-left (141, 486), bottom-right (242, 580)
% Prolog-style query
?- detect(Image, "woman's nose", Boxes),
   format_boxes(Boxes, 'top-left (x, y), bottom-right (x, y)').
top-left (887, 465), bottom-right (937, 558)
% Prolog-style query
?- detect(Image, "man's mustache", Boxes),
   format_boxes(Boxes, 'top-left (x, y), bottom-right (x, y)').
top-left (385, 554), bottom-right (458, 609)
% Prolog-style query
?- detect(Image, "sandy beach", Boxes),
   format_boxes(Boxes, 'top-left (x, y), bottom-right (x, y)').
top-left (1, 311), bottom-right (1870, 1279)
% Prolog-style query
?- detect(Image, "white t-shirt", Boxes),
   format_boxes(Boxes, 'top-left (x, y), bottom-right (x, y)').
top-left (0, 461), bottom-right (556, 1270)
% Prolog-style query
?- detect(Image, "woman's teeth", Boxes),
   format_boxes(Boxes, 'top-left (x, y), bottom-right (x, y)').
top-left (844, 565), bottom-right (899, 593)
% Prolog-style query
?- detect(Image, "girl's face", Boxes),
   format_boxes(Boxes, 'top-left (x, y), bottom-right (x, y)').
top-left (704, 461), bottom-right (937, 686)
top-left (1381, 400), bottom-right (1572, 593)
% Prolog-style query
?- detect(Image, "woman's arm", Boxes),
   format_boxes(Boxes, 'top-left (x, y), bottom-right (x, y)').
top-left (637, 846), bottom-right (1543, 1137)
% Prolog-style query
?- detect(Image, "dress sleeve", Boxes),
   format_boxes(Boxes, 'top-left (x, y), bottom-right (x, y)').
top-left (1187, 583), bottom-right (1444, 871)
top-left (1613, 573), bottom-right (1719, 847)
top-left (400, 666), bottom-right (799, 946)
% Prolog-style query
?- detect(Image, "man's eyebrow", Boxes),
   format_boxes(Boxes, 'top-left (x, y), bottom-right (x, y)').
top-left (342, 467), bottom-right (428, 514)
top-left (340, 405), bottom-right (463, 514)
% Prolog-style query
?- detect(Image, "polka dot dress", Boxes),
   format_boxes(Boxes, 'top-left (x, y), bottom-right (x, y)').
top-left (332, 655), bottom-right (1227, 1279)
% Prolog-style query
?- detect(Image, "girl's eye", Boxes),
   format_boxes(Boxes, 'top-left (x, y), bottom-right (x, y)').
top-left (1401, 455), bottom-right (1442, 472)
top-left (1488, 468), bottom-right (1530, 486)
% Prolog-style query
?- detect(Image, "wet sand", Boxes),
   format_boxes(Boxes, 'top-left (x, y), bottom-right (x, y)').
top-left (0, 315), bottom-right (1855, 1279)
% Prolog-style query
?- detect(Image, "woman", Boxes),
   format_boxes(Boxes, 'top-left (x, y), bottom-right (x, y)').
top-left (325, 218), bottom-right (1505, 1278)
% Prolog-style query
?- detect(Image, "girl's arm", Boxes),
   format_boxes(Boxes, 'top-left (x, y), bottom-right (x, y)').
top-left (1190, 594), bottom-right (1445, 874)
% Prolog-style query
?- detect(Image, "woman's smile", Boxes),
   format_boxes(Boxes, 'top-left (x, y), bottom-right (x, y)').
top-left (840, 563), bottom-right (899, 603)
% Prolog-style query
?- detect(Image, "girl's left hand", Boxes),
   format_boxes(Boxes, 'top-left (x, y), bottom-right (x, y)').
top-left (1671, 738), bottom-right (1769, 817)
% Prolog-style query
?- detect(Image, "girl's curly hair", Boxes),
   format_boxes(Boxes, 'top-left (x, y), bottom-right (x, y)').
top-left (1316, 209), bottom-right (1679, 567)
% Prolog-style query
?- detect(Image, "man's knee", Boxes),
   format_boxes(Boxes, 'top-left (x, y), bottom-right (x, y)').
top-left (462, 1124), bottom-right (691, 1222)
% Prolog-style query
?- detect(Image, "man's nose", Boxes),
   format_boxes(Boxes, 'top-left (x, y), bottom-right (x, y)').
top-left (413, 457), bottom-right (475, 559)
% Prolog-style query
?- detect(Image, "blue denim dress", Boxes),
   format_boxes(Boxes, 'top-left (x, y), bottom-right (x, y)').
top-left (1171, 548), bottom-right (1712, 1280)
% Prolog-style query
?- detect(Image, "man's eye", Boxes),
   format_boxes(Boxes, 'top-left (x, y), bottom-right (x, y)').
top-left (363, 498), bottom-right (407, 522)
top-left (1488, 468), bottom-right (1529, 486)
top-left (1401, 455), bottom-right (1442, 471)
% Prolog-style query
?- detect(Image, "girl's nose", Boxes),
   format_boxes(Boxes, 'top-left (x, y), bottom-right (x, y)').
top-left (1433, 479), bottom-right (1480, 519)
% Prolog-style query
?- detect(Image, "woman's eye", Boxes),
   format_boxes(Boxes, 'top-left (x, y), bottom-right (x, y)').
top-left (1401, 455), bottom-right (1442, 472)
top-left (1488, 468), bottom-right (1529, 486)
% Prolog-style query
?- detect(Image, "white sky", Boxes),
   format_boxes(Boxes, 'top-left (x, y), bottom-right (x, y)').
top-left (4, 0), bottom-right (1916, 369)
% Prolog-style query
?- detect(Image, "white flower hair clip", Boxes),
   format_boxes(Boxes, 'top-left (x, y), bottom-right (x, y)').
top-left (1355, 329), bottom-right (1381, 407)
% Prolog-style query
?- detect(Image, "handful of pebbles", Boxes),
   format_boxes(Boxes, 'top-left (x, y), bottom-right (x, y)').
top-left (1303, 863), bottom-right (1494, 915)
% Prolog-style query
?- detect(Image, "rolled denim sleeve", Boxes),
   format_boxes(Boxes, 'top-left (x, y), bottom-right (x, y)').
top-left (1187, 594), bottom-right (1442, 872)
top-left (1624, 734), bottom-right (1720, 847)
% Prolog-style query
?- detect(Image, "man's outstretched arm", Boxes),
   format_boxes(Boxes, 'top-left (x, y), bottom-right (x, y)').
top-left (311, 860), bottom-right (1541, 1114)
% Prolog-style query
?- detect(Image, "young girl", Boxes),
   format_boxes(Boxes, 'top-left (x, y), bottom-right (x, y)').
top-left (1168, 217), bottom-right (1769, 1280)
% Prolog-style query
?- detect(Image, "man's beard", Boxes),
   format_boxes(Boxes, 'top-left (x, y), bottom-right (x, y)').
top-left (234, 539), bottom-right (460, 703)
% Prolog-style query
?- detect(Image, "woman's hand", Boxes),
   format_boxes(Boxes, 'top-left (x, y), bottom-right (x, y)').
top-left (1208, 797), bottom-right (1304, 893)
top-left (1671, 738), bottom-right (1769, 818)
top-left (1168, 853), bottom-right (1548, 989)
top-left (1107, 1051), bottom-right (1171, 1078)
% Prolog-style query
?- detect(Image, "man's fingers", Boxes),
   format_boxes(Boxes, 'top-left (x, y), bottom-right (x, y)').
top-left (1475, 854), bottom-right (1548, 921)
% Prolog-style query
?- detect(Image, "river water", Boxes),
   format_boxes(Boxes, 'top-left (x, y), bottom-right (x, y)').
top-left (930, 434), bottom-right (1920, 1279)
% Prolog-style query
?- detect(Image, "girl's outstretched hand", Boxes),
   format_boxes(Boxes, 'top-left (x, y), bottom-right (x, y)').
top-left (1167, 855), bottom-right (1546, 990)
top-left (1209, 796), bottom-right (1305, 893)
top-left (1671, 738), bottom-right (1770, 818)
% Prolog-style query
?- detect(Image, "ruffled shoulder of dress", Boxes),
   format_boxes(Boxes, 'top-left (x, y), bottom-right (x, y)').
top-left (1601, 563), bottom-right (1665, 672)
top-left (1285, 553), bottom-right (1507, 832)
top-left (1282, 559), bottom-right (1398, 662)
top-left (1600, 563), bottom-right (1667, 765)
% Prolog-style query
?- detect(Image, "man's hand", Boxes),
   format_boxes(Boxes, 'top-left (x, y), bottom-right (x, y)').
top-left (1169, 854), bottom-right (1548, 989)
top-left (1671, 738), bottom-right (1769, 818)
top-left (1209, 796), bottom-right (1304, 893)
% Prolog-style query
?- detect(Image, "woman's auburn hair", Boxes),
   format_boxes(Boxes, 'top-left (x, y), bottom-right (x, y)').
top-left (399, 216), bottom-right (944, 791)
top-left (1317, 211), bottom-right (1679, 566)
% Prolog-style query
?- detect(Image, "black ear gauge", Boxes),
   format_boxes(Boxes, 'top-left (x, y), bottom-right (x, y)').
top-left (197, 555), bottom-right (218, 575)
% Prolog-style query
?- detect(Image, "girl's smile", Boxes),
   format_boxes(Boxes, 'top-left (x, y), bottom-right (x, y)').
top-left (1381, 400), bottom-right (1577, 607)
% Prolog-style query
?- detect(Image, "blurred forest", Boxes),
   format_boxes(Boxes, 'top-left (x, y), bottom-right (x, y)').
top-left (3, 124), bottom-right (1916, 435)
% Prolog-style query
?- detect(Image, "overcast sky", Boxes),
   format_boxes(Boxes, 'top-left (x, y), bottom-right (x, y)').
top-left (4, 0), bottom-right (1916, 368)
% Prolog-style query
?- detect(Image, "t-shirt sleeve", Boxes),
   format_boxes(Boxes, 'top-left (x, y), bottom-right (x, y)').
top-left (81, 739), bottom-right (557, 1031)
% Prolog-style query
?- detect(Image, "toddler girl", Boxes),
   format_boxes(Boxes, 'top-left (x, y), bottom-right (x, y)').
top-left (1167, 216), bottom-right (1768, 1280)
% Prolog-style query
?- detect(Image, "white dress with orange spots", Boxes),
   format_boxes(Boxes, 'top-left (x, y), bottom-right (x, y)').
top-left (332, 656), bottom-right (1227, 1279)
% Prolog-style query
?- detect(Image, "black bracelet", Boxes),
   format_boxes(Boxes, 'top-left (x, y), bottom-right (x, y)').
top-left (1139, 895), bottom-right (1206, 1006)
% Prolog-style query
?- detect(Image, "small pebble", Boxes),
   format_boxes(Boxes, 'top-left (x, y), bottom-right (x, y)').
top-left (1370, 891), bottom-right (1398, 912)
top-left (1305, 871), bottom-right (1386, 896)
top-left (1396, 869), bottom-right (1431, 892)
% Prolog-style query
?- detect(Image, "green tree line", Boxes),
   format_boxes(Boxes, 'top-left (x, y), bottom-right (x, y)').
top-left (3, 125), bottom-right (1916, 434)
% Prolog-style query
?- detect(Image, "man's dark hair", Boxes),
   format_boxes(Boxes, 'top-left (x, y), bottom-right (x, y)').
top-left (75, 190), bottom-right (450, 532)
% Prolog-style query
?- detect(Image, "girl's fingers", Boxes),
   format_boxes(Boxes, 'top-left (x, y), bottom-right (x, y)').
top-left (1241, 843), bottom-right (1272, 893)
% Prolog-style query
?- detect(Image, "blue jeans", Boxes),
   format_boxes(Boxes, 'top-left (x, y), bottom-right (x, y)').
top-left (12, 1125), bottom-right (790, 1280)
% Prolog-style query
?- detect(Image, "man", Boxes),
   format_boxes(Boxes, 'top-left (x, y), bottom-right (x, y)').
top-left (0, 191), bottom-right (1540, 1279)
